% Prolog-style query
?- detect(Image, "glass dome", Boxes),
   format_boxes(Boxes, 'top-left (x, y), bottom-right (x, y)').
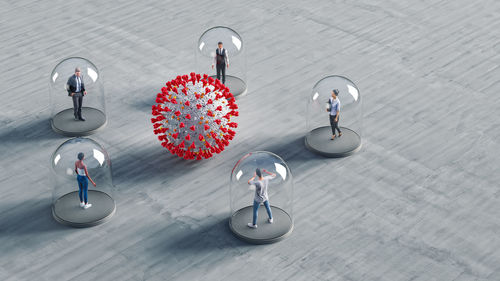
top-left (196, 26), bottom-right (247, 97)
top-left (229, 151), bottom-right (293, 244)
top-left (50, 137), bottom-right (115, 227)
top-left (305, 75), bottom-right (362, 157)
top-left (49, 57), bottom-right (107, 136)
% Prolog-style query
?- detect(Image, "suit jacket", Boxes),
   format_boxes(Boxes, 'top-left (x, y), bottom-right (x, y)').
top-left (66, 74), bottom-right (85, 96)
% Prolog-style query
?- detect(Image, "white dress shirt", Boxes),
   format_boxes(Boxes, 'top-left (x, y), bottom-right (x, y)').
top-left (75, 76), bottom-right (81, 92)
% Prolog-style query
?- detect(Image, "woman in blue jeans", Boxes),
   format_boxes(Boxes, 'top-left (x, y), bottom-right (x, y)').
top-left (75, 152), bottom-right (96, 209)
top-left (247, 168), bottom-right (276, 229)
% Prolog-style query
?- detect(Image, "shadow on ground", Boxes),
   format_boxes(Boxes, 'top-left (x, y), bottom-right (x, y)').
top-left (0, 118), bottom-right (62, 143)
top-left (255, 133), bottom-right (336, 171)
top-left (167, 218), bottom-right (253, 252)
top-left (120, 86), bottom-right (157, 112)
top-left (0, 199), bottom-right (69, 236)
top-left (111, 142), bottom-right (214, 188)
top-left (140, 217), bottom-right (257, 262)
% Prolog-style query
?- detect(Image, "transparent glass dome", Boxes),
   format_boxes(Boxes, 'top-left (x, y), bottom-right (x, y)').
top-left (196, 26), bottom-right (247, 97)
top-left (229, 151), bottom-right (293, 244)
top-left (49, 57), bottom-right (107, 136)
top-left (305, 75), bottom-right (362, 157)
top-left (51, 137), bottom-right (115, 227)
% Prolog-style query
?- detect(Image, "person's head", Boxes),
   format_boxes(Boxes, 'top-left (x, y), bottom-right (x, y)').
top-left (218, 41), bottom-right (223, 48)
top-left (75, 67), bottom-right (81, 77)
top-left (77, 152), bottom-right (84, 161)
top-left (256, 168), bottom-right (262, 179)
top-left (332, 89), bottom-right (339, 99)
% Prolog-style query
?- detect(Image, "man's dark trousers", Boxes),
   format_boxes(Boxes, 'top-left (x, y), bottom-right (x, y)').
top-left (329, 115), bottom-right (341, 135)
top-left (72, 92), bottom-right (83, 118)
top-left (216, 63), bottom-right (226, 84)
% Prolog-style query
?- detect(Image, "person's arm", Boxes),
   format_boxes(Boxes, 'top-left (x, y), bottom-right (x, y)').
top-left (82, 79), bottom-right (86, 95)
top-left (248, 173), bottom-right (256, 184)
top-left (262, 169), bottom-right (276, 178)
top-left (335, 102), bottom-right (340, 121)
top-left (75, 162), bottom-right (78, 174)
top-left (67, 77), bottom-right (75, 96)
top-left (84, 165), bottom-right (97, 187)
top-left (212, 52), bottom-right (216, 69)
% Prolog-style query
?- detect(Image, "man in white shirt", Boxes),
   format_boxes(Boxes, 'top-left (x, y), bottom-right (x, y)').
top-left (247, 168), bottom-right (276, 229)
top-left (211, 41), bottom-right (229, 84)
top-left (67, 67), bottom-right (87, 121)
top-left (327, 89), bottom-right (342, 140)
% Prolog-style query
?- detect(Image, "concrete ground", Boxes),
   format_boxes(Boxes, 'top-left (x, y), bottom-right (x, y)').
top-left (1, 0), bottom-right (500, 280)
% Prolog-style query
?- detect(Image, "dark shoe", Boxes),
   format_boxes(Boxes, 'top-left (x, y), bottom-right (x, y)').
top-left (331, 135), bottom-right (336, 140)
top-left (74, 115), bottom-right (79, 121)
top-left (338, 132), bottom-right (342, 137)
top-left (79, 116), bottom-right (86, 121)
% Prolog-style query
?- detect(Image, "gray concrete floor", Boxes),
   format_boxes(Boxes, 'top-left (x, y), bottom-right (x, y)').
top-left (1, 0), bottom-right (500, 280)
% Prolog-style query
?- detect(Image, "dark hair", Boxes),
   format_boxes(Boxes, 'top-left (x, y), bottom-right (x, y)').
top-left (256, 168), bottom-right (262, 178)
top-left (77, 152), bottom-right (84, 160)
top-left (333, 89), bottom-right (339, 96)
top-left (218, 41), bottom-right (223, 45)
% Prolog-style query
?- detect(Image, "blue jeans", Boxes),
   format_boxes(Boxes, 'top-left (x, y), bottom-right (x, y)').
top-left (77, 175), bottom-right (88, 203)
top-left (253, 200), bottom-right (272, 225)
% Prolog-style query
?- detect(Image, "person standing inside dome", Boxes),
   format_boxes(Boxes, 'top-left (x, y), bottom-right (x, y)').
top-left (75, 152), bottom-right (96, 209)
top-left (247, 168), bottom-right (275, 229)
top-left (327, 89), bottom-right (342, 140)
top-left (211, 41), bottom-right (229, 84)
top-left (67, 67), bottom-right (87, 121)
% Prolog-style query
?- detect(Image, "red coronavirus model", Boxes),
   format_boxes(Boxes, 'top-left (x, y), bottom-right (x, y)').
top-left (151, 73), bottom-right (239, 160)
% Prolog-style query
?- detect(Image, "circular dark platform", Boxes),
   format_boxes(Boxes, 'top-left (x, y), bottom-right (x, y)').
top-left (51, 107), bottom-right (107, 136)
top-left (229, 205), bottom-right (293, 244)
top-left (305, 126), bottom-right (362, 158)
top-left (52, 190), bottom-right (116, 228)
top-left (210, 75), bottom-right (247, 97)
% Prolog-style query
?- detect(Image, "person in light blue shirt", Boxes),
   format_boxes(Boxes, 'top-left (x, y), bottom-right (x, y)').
top-left (327, 89), bottom-right (342, 140)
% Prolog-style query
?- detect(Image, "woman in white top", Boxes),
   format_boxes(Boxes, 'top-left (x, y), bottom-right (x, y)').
top-left (247, 168), bottom-right (276, 229)
top-left (75, 152), bottom-right (96, 209)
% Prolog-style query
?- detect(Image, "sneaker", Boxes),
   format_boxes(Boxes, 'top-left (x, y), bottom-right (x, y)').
top-left (80, 202), bottom-right (85, 207)
top-left (83, 203), bottom-right (92, 209)
top-left (247, 223), bottom-right (257, 229)
top-left (268, 218), bottom-right (273, 223)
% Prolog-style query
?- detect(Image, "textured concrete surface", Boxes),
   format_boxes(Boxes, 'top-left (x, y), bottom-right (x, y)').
top-left (1, 0), bottom-right (500, 280)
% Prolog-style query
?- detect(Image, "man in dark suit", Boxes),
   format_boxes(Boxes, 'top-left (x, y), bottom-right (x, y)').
top-left (211, 41), bottom-right (229, 84)
top-left (67, 67), bottom-right (87, 121)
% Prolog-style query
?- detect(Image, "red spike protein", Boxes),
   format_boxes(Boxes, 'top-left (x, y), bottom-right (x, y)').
top-left (151, 73), bottom-right (239, 160)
